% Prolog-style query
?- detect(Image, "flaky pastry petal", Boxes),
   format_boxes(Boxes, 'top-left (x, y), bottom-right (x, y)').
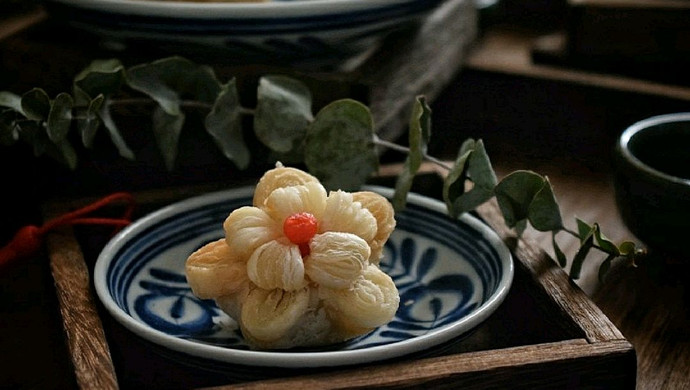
top-left (352, 191), bottom-right (396, 264)
top-left (253, 164), bottom-right (320, 207)
top-left (185, 239), bottom-right (248, 299)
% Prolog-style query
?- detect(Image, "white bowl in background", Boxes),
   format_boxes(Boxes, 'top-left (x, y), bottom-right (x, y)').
top-left (44, 0), bottom-right (446, 66)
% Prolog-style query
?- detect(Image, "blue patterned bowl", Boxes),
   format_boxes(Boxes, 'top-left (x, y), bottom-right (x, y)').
top-left (94, 185), bottom-right (513, 368)
top-left (44, 0), bottom-right (445, 65)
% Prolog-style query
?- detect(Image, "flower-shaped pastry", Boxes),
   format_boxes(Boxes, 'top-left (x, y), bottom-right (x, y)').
top-left (185, 164), bottom-right (399, 349)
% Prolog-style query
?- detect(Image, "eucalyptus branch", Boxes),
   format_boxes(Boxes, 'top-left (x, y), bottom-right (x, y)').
top-left (373, 134), bottom-right (453, 171)
top-left (0, 55), bottom-right (644, 283)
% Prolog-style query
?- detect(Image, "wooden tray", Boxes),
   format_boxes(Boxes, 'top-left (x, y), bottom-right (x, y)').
top-left (43, 172), bottom-right (636, 389)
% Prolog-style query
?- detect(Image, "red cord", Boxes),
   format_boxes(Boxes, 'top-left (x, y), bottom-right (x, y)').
top-left (0, 192), bottom-right (136, 268)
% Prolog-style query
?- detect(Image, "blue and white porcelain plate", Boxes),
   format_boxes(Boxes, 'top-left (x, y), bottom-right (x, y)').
top-left (44, 0), bottom-right (445, 66)
top-left (94, 186), bottom-right (513, 368)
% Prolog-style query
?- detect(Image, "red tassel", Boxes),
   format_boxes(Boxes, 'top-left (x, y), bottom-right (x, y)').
top-left (0, 192), bottom-right (136, 269)
top-left (0, 226), bottom-right (43, 266)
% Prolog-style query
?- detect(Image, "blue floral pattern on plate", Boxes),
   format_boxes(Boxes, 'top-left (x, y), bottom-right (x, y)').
top-left (95, 186), bottom-right (512, 368)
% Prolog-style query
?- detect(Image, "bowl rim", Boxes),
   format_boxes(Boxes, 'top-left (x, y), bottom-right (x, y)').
top-left (93, 185), bottom-right (514, 368)
top-left (617, 112), bottom-right (690, 187)
top-left (46, 0), bottom-right (424, 18)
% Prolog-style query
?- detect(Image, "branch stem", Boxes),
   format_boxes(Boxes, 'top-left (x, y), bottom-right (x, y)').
top-left (559, 227), bottom-right (614, 255)
top-left (373, 135), bottom-right (453, 171)
top-left (108, 97), bottom-right (255, 115)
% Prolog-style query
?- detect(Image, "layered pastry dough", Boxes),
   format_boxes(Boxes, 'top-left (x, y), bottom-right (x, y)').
top-left (185, 163), bottom-right (399, 349)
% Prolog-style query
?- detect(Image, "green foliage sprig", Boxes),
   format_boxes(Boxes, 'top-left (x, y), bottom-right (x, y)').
top-left (0, 56), bottom-right (644, 281)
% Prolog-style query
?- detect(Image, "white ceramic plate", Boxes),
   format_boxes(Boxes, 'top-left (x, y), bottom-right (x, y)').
top-left (94, 185), bottom-right (513, 368)
top-left (44, 0), bottom-right (444, 65)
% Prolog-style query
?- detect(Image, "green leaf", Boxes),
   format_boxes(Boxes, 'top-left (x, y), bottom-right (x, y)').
top-left (55, 139), bottom-right (78, 170)
top-left (570, 232), bottom-right (594, 280)
top-left (99, 99), bottom-right (135, 160)
top-left (0, 109), bottom-right (19, 145)
top-left (0, 91), bottom-right (23, 113)
top-left (204, 79), bottom-right (250, 169)
top-left (126, 57), bottom-right (222, 167)
top-left (152, 106), bottom-right (184, 171)
top-left (254, 75), bottom-right (313, 153)
top-left (304, 99), bottom-right (377, 191)
top-left (527, 176), bottom-right (563, 231)
top-left (494, 170), bottom-right (562, 233)
top-left (552, 231), bottom-right (567, 267)
top-left (393, 96), bottom-right (431, 211)
top-left (73, 59), bottom-right (125, 104)
top-left (570, 219), bottom-right (596, 279)
top-left (592, 223), bottom-right (620, 256)
top-left (21, 88), bottom-right (51, 121)
top-left (46, 93), bottom-right (73, 143)
top-left (444, 139), bottom-right (497, 217)
top-left (72, 59), bottom-right (125, 148)
top-left (466, 140), bottom-right (497, 188)
top-left (126, 56), bottom-right (221, 116)
top-left (417, 95), bottom-right (432, 146)
top-left (618, 241), bottom-right (637, 256)
top-left (576, 218), bottom-right (593, 244)
top-left (598, 253), bottom-right (616, 283)
top-left (79, 95), bottom-right (104, 148)
top-left (494, 170), bottom-right (545, 229)
top-left (442, 141), bottom-right (472, 217)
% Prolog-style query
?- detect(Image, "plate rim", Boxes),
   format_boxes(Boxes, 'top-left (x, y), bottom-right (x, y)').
top-left (45, 0), bottom-right (429, 19)
top-left (94, 185), bottom-right (514, 368)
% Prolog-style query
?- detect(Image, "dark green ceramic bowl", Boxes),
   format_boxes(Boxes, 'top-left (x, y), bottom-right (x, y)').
top-left (614, 113), bottom-right (690, 257)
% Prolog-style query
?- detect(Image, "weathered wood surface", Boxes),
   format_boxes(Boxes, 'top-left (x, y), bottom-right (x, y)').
top-left (209, 340), bottom-right (633, 390)
top-left (46, 228), bottom-right (119, 390)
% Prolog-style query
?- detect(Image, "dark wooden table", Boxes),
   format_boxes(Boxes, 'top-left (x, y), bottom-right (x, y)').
top-left (2, 5), bottom-right (690, 389)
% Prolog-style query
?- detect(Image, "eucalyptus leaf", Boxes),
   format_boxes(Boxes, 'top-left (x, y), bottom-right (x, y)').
top-left (570, 220), bottom-right (595, 279)
top-left (0, 109), bottom-right (18, 145)
top-left (99, 99), bottom-right (135, 160)
top-left (79, 95), bottom-right (104, 148)
top-left (304, 99), bottom-right (377, 191)
top-left (152, 106), bottom-right (185, 171)
top-left (126, 56), bottom-right (221, 116)
top-left (552, 231), bottom-right (567, 267)
top-left (598, 253), bottom-right (616, 283)
top-left (442, 142), bottom-right (472, 218)
top-left (21, 88), bottom-right (51, 121)
top-left (444, 139), bottom-right (497, 217)
top-left (527, 176), bottom-right (563, 232)
top-left (254, 75), bottom-right (313, 153)
top-left (494, 170), bottom-right (545, 229)
top-left (204, 79), bottom-right (250, 169)
top-left (55, 139), bottom-right (78, 170)
top-left (0, 91), bottom-right (23, 112)
top-left (73, 59), bottom-right (125, 105)
top-left (576, 218), bottom-right (593, 244)
top-left (592, 223), bottom-right (620, 255)
top-left (569, 232), bottom-right (594, 280)
top-left (618, 241), bottom-right (637, 257)
top-left (466, 140), bottom-right (497, 188)
top-left (46, 93), bottom-right (73, 143)
top-left (393, 96), bottom-right (430, 211)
